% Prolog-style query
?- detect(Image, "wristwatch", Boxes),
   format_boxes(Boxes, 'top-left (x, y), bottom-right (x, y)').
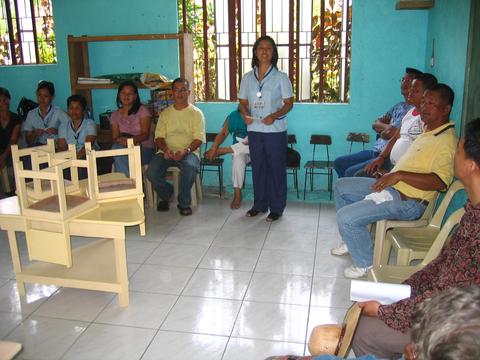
top-left (186, 147), bottom-right (191, 153)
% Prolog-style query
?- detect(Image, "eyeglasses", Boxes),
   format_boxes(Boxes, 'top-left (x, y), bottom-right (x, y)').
top-left (173, 88), bottom-right (189, 93)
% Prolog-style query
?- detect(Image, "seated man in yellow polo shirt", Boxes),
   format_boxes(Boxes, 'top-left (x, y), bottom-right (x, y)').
top-left (147, 78), bottom-right (206, 216)
top-left (332, 83), bottom-right (457, 278)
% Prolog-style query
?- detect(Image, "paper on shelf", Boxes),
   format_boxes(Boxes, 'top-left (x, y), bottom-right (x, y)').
top-left (350, 280), bottom-right (411, 305)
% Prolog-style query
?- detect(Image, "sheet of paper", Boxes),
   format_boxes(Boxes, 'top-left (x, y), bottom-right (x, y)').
top-left (350, 280), bottom-right (411, 305)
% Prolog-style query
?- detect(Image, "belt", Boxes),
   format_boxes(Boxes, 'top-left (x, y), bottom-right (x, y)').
top-left (398, 191), bottom-right (429, 206)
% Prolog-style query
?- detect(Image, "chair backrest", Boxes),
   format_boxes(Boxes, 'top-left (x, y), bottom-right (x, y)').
top-left (11, 140), bottom-right (78, 200)
top-left (203, 132), bottom-right (217, 154)
top-left (421, 207), bottom-right (464, 265)
top-left (205, 132), bottom-right (217, 143)
top-left (429, 180), bottom-right (465, 229)
top-left (15, 158), bottom-right (95, 221)
top-left (310, 134), bottom-right (332, 162)
top-left (85, 138), bottom-right (143, 202)
top-left (288, 134), bottom-right (297, 148)
top-left (347, 132), bottom-right (370, 153)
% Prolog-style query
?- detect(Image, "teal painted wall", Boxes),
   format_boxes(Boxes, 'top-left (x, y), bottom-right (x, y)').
top-left (198, 0), bottom-right (429, 187)
top-left (0, 0), bottom-right (179, 115)
top-left (0, 0), bottom-right (471, 190)
top-left (424, 0), bottom-right (471, 132)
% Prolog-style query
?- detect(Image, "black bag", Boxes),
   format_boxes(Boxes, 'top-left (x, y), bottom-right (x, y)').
top-left (286, 147), bottom-right (301, 168)
top-left (17, 97), bottom-right (38, 121)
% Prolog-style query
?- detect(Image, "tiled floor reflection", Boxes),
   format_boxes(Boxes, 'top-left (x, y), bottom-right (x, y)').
top-left (0, 195), bottom-right (356, 359)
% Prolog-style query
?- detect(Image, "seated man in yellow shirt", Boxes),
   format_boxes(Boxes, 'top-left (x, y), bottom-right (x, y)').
top-left (332, 83), bottom-right (457, 278)
top-left (147, 78), bottom-right (206, 216)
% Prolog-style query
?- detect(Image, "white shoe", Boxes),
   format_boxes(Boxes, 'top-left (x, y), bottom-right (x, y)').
top-left (343, 265), bottom-right (372, 279)
top-left (330, 242), bottom-right (349, 256)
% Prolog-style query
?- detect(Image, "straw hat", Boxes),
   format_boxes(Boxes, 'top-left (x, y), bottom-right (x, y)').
top-left (308, 303), bottom-right (362, 357)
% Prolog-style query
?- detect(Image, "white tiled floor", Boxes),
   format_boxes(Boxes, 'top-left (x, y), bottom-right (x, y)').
top-left (0, 196), bottom-right (355, 360)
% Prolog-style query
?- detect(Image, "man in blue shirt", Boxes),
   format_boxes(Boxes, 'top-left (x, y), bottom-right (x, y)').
top-left (333, 68), bottom-right (421, 178)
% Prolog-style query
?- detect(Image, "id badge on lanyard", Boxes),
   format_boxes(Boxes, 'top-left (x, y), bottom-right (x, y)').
top-left (253, 99), bottom-right (265, 111)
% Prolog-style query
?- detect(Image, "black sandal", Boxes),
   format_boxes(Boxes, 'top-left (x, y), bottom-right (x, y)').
top-left (246, 208), bottom-right (262, 217)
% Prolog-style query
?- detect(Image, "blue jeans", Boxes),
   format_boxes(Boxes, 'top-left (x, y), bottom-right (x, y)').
top-left (333, 150), bottom-right (379, 178)
top-left (334, 177), bottom-right (427, 268)
top-left (146, 152), bottom-right (200, 208)
top-left (112, 143), bottom-right (155, 177)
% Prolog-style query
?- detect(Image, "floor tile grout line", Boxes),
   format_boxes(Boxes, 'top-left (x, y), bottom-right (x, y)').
top-left (219, 212), bottom-right (271, 359)
top-left (303, 201), bottom-right (323, 355)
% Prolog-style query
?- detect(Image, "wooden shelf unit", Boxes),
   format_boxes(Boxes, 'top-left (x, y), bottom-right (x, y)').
top-left (67, 33), bottom-right (194, 110)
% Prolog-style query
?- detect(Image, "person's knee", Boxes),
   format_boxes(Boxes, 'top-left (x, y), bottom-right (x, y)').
top-left (336, 205), bottom-right (360, 229)
top-left (334, 177), bottom-right (350, 196)
top-left (181, 162), bottom-right (198, 180)
top-left (146, 156), bottom-right (163, 181)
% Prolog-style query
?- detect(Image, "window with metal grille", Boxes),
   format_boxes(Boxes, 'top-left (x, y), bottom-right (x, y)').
top-left (0, 0), bottom-right (56, 65)
top-left (178, 0), bottom-right (351, 103)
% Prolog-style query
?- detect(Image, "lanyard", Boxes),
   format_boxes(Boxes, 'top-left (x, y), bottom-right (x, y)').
top-left (254, 65), bottom-right (274, 98)
top-left (70, 118), bottom-right (84, 143)
top-left (38, 105), bottom-right (52, 126)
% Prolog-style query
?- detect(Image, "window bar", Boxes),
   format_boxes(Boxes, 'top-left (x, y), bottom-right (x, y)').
top-left (295, 0), bottom-right (301, 101)
top-left (13, 0), bottom-right (25, 63)
top-left (4, 0), bottom-right (18, 64)
top-left (343, 0), bottom-right (351, 102)
top-left (202, 0), bottom-right (211, 100)
top-left (28, 0), bottom-right (40, 63)
top-left (317, 0), bottom-right (325, 102)
top-left (181, 0), bottom-right (187, 32)
top-left (260, 0), bottom-right (266, 36)
top-left (237, 0), bottom-right (243, 87)
top-left (228, 0), bottom-right (238, 100)
top-left (288, 0), bottom-right (295, 98)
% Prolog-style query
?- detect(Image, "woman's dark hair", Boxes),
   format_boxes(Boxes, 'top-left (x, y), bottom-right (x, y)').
top-left (252, 35), bottom-right (278, 69)
top-left (67, 94), bottom-right (87, 112)
top-left (37, 80), bottom-right (55, 96)
top-left (0, 87), bottom-right (11, 99)
top-left (116, 80), bottom-right (141, 115)
top-left (464, 118), bottom-right (480, 167)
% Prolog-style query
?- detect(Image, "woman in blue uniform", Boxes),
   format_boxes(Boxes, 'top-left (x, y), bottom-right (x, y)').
top-left (238, 35), bottom-right (294, 221)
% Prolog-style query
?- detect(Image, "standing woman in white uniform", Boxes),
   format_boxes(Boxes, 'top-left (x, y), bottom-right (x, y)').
top-left (238, 35), bottom-right (294, 221)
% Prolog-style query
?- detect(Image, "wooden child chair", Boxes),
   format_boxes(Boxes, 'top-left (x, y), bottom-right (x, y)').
top-left (14, 155), bottom-right (97, 268)
top-left (85, 139), bottom-right (146, 235)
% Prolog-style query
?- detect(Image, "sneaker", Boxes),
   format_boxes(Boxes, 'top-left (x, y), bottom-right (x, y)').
top-left (157, 200), bottom-right (169, 212)
top-left (330, 242), bottom-right (349, 256)
top-left (343, 265), bottom-right (372, 279)
top-left (266, 212), bottom-right (281, 222)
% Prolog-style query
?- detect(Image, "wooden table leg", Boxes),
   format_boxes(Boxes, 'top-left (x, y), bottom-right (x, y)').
top-left (113, 235), bottom-right (129, 307)
top-left (7, 230), bottom-right (25, 295)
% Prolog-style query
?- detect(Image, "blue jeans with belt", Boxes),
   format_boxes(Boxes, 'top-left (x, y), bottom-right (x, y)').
top-left (146, 152), bottom-right (199, 208)
top-left (334, 177), bottom-right (427, 268)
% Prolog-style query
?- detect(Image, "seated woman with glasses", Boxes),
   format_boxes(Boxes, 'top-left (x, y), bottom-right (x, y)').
top-left (110, 80), bottom-right (154, 176)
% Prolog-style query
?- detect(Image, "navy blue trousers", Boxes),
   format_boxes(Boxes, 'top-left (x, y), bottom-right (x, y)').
top-left (248, 131), bottom-right (287, 214)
